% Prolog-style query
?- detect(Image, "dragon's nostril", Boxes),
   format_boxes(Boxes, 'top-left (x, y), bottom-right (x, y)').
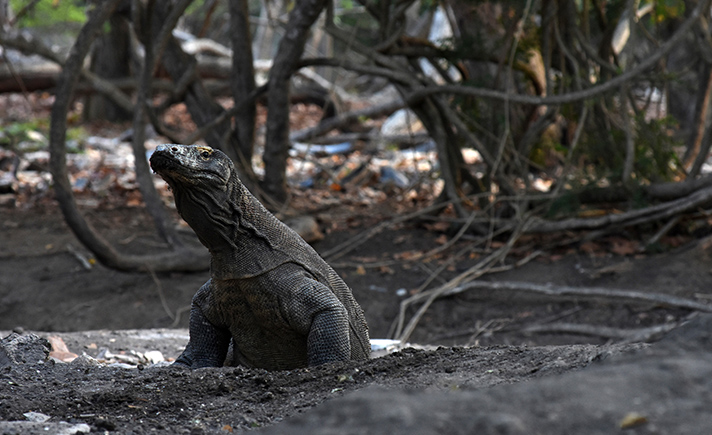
top-left (171, 146), bottom-right (178, 152)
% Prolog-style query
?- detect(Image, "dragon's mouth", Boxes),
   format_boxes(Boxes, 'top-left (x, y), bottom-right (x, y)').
top-left (149, 150), bottom-right (178, 174)
top-left (149, 148), bottom-right (227, 187)
top-left (149, 151), bottom-right (195, 186)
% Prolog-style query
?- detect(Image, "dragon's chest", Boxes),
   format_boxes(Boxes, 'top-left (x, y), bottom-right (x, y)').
top-left (205, 277), bottom-right (310, 369)
top-left (207, 279), bottom-right (289, 331)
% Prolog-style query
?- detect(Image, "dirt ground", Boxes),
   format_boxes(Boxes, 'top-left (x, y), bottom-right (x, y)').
top-left (1, 204), bottom-right (712, 434)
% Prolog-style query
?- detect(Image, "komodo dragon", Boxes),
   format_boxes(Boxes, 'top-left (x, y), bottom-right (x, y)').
top-left (149, 144), bottom-right (370, 370)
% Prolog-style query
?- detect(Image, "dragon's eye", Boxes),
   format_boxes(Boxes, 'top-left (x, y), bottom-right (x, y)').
top-left (200, 150), bottom-right (211, 159)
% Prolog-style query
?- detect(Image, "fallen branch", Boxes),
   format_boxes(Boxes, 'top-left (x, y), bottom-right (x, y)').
top-left (523, 320), bottom-right (683, 343)
top-left (426, 280), bottom-right (712, 312)
top-left (395, 218), bottom-right (533, 342)
top-left (529, 184), bottom-right (712, 233)
top-left (395, 278), bottom-right (712, 343)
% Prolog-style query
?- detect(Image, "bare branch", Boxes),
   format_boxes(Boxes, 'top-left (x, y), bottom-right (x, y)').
top-left (530, 184), bottom-right (712, 233)
top-left (395, 219), bottom-right (533, 342)
top-left (402, 0), bottom-right (711, 107)
top-left (48, 0), bottom-right (209, 272)
top-left (429, 280), bottom-right (712, 313)
top-left (523, 321), bottom-right (682, 342)
top-left (290, 99), bottom-right (405, 142)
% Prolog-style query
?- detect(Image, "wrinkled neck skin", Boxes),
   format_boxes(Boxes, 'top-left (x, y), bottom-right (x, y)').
top-left (173, 174), bottom-right (270, 280)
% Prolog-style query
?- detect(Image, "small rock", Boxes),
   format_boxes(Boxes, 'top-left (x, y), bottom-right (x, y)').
top-left (0, 333), bottom-right (50, 368)
top-left (69, 354), bottom-right (100, 367)
top-left (0, 172), bottom-right (17, 194)
top-left (143, 350), bottom-right (165, 364)
top-left (285, 216), bottom-right (324, 243)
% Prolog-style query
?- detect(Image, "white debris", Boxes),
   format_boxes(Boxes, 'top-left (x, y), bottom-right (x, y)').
top-left (23, 412), bottom-right (50, 423)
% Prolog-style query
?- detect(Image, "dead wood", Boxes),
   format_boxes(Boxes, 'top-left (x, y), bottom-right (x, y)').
top-left (404, 279), bottom-right (712, 325)
top-left (529, 184), bottom-right (712, 233)
top-left (522, 321), bottom-right (682, 343)
top-left (394, 274), bottom-right (712, 343)
top-left (395, 219), bottom-right (533, 342)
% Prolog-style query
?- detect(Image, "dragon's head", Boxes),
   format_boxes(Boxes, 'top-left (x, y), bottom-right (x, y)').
top-left (150, 144), bottom-right (238, 248)
top-left (150, 144), bottom-right (233, 189)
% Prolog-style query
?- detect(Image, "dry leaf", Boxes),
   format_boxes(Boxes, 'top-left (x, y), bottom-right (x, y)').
top-left (610, 239), bottom-right (638, 256)
top-left (47, 336), bottom-right (78, 362)
top-left (355, 265), bottom-right (366, 275)
top-left (579, 241), bottom-right (600, 254)
top-left (435, 234), bottom-right (448, 245)
top-left (393, 235), bottom-right (409, 244)
top-left (394, 250), bottom-right (423, 261)
top-left (578, 209), bottom-right (608, 218)
top-left (47, 335), bottom-right (69, 353)
top-left (423, 221), bottom-right (450, 232)
top-left (619, 412), bottom-right (648, 429)
top-left (378, 266), bottom-right (395, 275)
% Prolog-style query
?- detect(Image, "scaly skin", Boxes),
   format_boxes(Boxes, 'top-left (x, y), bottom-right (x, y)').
top-left (149, 144), bottom-right (370, 370)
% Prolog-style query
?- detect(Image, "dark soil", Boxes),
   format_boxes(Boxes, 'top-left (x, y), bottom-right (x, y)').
top-left (1, 204), bottom-right (712, 434)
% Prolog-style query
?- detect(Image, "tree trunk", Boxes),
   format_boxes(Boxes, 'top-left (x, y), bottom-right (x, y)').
top-left (151, 2), bottom-right (242, 166)
top-left (229, 0), bottom-right (257, 177)
top-left (262, 0), bottom-right (328, 204)
top-left (85, 5), bottom-right (132, 122)
top-left (684, 62), bottom-right (712, 175)
top-left (131, 0), bottom-right (182, 247)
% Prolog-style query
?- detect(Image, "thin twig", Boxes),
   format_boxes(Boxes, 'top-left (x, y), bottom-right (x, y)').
top-left (466, 318), bottom-right (509, 346)
top-left (641, 215), bottom-right (681, 251)
top-left (65, 244), bottom-right (92, 270)
top-left (395, 218), bottom-right (534, 342)
top-left (147, 268), bottom-right (176, 321)
top-left (170, 306), bottom-right (191, 328)
top-left (321, 198), bottom-right (458, 261)
top-left (333, 207), bottom-right (480, 270)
